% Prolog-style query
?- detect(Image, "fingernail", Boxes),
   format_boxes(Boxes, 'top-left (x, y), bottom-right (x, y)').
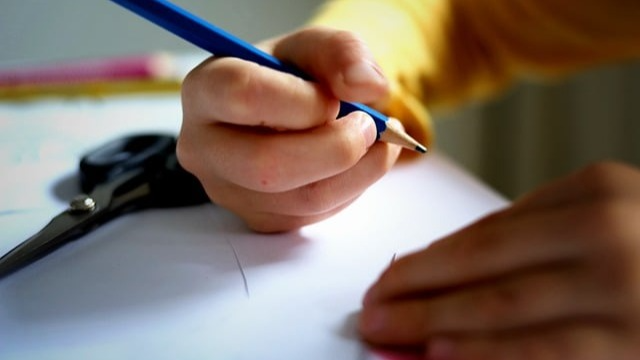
top-left (344, 61), bottom-right (386, 86)
top-left (426, 338), bottom-right (456, 360)
top-left (356, 112), bottom-right (377, 147)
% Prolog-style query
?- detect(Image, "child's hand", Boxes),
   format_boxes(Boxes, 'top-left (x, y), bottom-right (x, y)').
top-left (177, 27), bottom-right (401, 232)
top-left (360, 161), bottom-right (640, 359)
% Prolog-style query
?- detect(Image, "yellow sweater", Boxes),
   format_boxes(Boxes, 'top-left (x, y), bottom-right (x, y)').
top-left (311, 0), bottom-right (640, 147)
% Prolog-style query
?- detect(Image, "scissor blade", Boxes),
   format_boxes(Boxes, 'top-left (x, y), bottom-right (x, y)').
top-left (0, 208), bottom-right (103, 279)
top-left (0, 169), bottom-right (152, 280)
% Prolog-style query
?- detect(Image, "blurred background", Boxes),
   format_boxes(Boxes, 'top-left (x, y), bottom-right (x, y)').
top-left (2, 0), bottom-right (639, 199)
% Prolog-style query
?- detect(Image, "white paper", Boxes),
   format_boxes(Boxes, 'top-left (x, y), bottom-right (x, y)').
top-left (0, 95), bottom-right (507, 359)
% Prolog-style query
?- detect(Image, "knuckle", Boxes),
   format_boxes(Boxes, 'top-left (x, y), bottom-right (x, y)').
top-left (578, 200), bottom-right (639, 248)
top-left (184, 59), bottom-right (266, 123)
top-left (216, 63), bottom-right (263, 121)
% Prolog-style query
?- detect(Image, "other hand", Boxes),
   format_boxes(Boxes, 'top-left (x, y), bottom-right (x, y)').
top-left (360, 161), bottom-right (640, 359)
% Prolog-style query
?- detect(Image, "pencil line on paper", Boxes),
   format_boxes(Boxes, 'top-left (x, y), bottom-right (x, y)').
top-left (226, 238), bottom-right (250, 298)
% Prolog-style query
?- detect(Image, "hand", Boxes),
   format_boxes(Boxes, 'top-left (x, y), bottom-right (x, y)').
top-left (359, 161), bottom-right (640, 359)
top-left (177, 27), bottom-right (402, 232)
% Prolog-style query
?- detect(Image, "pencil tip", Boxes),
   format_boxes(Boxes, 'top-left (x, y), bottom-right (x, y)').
top-left (377, 117), bottom-right (428, 154)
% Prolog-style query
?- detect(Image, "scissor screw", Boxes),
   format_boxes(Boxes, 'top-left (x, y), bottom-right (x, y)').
top-left (68, 195), bottom-right (97, 213)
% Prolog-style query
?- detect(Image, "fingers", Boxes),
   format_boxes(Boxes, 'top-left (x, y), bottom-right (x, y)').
top-left (182, 26), bottom-right (390, 132)
top-left (181, 139), bottom-right (400, 233)
top-left (272, 26), bottom-right (389, 104)
top-left (360, 202), bottom-right (640, 346)
top-left (359, 263), bottom-right (608, 345)
top-left (357, 161), bottom-right (640, 355)
top-left (363, 206), bottom-right (587, 306)
top-left (181, 56), bottom-right (340, 130)
top-left (178, 111), bottom-right (378, 193)
top-left (363, 162), bottom-right (640, 305)
top-left (196, 140), bottom-right (399, 216)
top-left (424, 324), bottom-right (628, 360)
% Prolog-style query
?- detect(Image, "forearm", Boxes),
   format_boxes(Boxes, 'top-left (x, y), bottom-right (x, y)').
top-left (447, 0), bottom-right (640, 99)
top-left (310, 0), bottom-right (640, 140)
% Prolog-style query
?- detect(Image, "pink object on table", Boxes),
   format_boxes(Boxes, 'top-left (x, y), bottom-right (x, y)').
top-left (0, 53), bottom-right (175, 86)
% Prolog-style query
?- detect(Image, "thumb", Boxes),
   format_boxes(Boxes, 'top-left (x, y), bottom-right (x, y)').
top-left (270, 26), bottom-right (389, 104)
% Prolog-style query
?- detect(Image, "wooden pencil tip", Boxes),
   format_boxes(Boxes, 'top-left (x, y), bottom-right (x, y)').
top-left (379, 117), bottom-right (428, 154)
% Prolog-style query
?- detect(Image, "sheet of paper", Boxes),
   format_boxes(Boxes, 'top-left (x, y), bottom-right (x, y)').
top-left (0, 95), bottom-right (507, 359)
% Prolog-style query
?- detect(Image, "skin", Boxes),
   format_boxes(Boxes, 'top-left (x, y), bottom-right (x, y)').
top-left (178, 26), bottom-right (640, 359)
top-left (360, 161), bottom-right (640, 359)
top-left (177, 27), bottom-right (402, 233)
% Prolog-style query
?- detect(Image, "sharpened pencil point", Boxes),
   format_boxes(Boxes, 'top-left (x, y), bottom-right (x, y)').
top-left (379, 117), bottom-right (428, 154)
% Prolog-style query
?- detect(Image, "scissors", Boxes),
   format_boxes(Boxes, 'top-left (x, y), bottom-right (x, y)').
top-left (0, 133), bottom-right (209, 279)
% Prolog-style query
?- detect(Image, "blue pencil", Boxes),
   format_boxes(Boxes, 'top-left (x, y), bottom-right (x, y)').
top-left (109, 0), bottom-right (426, 153)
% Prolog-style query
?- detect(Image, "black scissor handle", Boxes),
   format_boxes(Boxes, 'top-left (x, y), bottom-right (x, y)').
top-left (147, 152), bottom-right (210, 207)
top-left (79, 134), bottom-right (175, 193)
top-left (79, 133), bottom-right (209, 208)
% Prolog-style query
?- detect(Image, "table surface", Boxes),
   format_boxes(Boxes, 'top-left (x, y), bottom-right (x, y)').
top-left (0, 94), bottom-right (507, 360)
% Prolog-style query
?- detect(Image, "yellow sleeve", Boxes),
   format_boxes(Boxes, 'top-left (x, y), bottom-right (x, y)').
top-left (309, 0), bottom-right (640, 147)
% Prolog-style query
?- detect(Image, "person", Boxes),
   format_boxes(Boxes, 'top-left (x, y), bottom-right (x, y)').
top-left (176, 0), bottom-right (640, 358)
